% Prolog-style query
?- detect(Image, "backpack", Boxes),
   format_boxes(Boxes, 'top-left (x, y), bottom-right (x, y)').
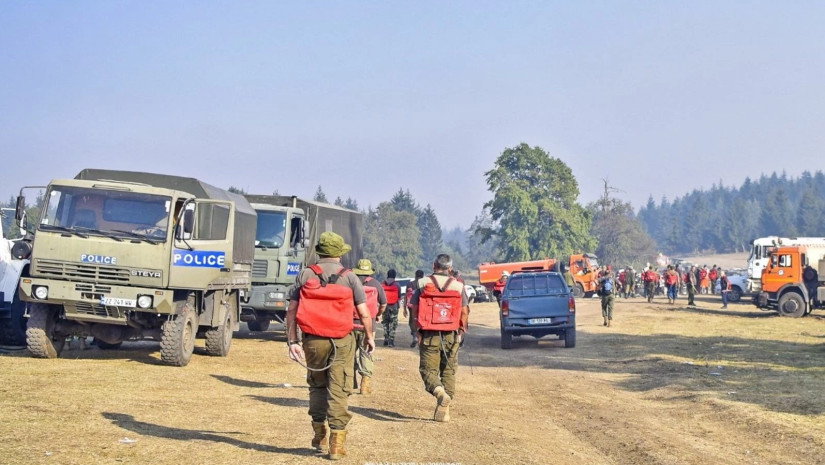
top-left (296, 265), bottom-right (355, 338)
top-left (666, 272), bottom-right (678, 286)
top-left (417, 275), bottom-right (462, 331)
top-left (382, 280), bottom-right (400, 305)
top-left (353, 277), bottom-right (379, 330)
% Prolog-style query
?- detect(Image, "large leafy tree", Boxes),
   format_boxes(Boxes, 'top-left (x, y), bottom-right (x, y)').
top-left (362, 202), bottom-right (422, 278)
top-left (417, 204), bottom-right (442, 264)
top-left (482, 143), bottom-right (596, 261)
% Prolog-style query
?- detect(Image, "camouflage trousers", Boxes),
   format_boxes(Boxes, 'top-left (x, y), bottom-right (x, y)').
top-left (303, 333), bottom-right (355, 430)
top-left (382, 303), bottom-right (399, 343)
top-left (419, 330), bottom-right (460, 399)
top-left (352, 329), bottom-right (373, 378)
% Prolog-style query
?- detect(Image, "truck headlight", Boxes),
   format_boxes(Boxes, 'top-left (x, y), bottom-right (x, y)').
top-left (137, 295), bottom-right (153, 309)
top-left (33, 286), bottom-right (49, 300)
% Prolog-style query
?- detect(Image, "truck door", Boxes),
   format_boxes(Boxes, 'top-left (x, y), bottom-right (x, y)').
top-left (762, 252), bottom-right (796, 293)
top-left (169, 199), bottom-right (234, 290)
top-left (286, 213), bottom-right (306, 275)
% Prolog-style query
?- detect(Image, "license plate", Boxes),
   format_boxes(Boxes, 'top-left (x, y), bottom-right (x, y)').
top-left (100, 297), bottom-right (136, 307)
top-left (528, 318), bottom-right (553, 325)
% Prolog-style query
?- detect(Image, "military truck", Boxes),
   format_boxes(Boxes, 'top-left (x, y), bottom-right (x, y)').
top-left (0, 207), bottom-right (28, 345)
top-left (240, 195), bottom-right (363, 331)
top-left (14, 169), bottom-right (256, 366)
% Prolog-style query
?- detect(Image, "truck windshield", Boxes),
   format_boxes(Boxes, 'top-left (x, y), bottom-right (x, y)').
top-left (587, 258), bottom-right (599, 269)
top-left (255, 210), bottom-right (287, 248)
top-left (39, 186), bottom-right (171, 241)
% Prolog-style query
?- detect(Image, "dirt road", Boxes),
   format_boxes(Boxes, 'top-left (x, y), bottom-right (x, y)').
top-left (1, 293), bottom-right (824, 465)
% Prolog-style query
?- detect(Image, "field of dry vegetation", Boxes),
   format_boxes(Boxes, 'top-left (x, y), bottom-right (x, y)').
top-left (2, 282), bottom-right (824, 465)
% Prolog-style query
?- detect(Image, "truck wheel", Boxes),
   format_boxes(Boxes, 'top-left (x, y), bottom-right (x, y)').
top-left (777, 292), bottom-right (806, 318)
top-left (564, 328), bottom-right (576, 348)
top-left (26, 303), bottom-right (64, 358)
top-left (500, 325), bottom-right (513, 350)
top-left (205, 306), bottom-right (235, 357)
top-left (572, 284), bottom-right (584, 298)
top-left (728, 287), bottom-right (742, 303)
top-left (160, 302), bottom-right (197, 366)
top-left (0, 294), bottom-right (27, 346)
top-left (247, 318), bottom-right (270, 332)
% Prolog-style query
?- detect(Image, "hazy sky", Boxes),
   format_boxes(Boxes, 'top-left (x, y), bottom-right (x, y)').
top-left (2, 2), bottom-right (824, 228)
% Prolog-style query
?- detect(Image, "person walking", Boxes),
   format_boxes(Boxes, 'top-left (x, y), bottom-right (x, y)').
top-left (410, 254), bottom-right (470, 423)
top-left (687, 265), bottom-right (698, 306)
top-left (599, 268), bottom-right (616, 326)
top-left (709, 265), bottom-right (719, 295)
top-left (643, 265), bottom-right (657, 303)
top-left (720, 271), bottom-right (731, 309)
top-left (286, 232), bottom-right (375, 460)
top-left (403, 269), bottom-right (425, 348)
top-left (665, 265), bottom-right (679, 304)
top-left (700, 265), bottom-right (710, 294)
top-left (625, 266), bottom-right (636, 298)
top-left (381, 269), bottom-right (402, 347)
top-left (352, 259), bottom-right (387, 395)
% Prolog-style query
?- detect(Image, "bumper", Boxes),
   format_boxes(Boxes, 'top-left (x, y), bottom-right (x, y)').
top-left (242, 284), bottom-right (289, 316)
top-left (502, 316), bottom-right (575, 336)
top-left (19, 277), bottom-right (176, 324)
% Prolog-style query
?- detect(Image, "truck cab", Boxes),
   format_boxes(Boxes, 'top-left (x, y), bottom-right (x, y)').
top-left (756, 246), bottom-right (822, 317)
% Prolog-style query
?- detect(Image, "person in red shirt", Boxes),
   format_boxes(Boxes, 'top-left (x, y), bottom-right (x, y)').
top-left (709, 265), bottom-right (719, 295)
top-left (493, 271), bottom-right (509, 307)
top-left (643, 266), bottom-right (657, 303)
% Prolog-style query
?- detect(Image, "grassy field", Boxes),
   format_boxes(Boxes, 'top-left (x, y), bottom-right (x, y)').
top-left (1, 289), bottom-right (824, 464)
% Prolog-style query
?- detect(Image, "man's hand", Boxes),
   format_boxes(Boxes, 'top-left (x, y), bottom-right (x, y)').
top-left (364, 335), bottom-right (376, 354)
top-left (288, 343), bottom-right (305, 363)
top-left (402, 308), bottom-right (408, 318)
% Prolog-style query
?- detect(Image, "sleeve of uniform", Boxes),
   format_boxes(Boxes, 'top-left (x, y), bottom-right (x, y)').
top-left (288, 269), bottom-right (312, 301)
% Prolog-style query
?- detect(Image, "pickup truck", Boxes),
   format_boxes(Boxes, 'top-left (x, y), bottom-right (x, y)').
top-left (499, 271), bottom-right (576, 349)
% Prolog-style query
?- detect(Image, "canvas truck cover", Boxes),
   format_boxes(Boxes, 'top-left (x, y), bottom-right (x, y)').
top-left (74, 169), bottom-right (256, 264)
top-left (244, 195), bottom-right (363, 269)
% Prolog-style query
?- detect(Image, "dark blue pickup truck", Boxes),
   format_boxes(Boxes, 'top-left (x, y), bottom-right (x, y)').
top-left (499, 271), bottom-right (576, 349)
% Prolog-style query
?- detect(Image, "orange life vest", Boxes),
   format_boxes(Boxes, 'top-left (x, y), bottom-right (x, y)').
top-left (353, 277), bottom-right (379, 330)
top-left (417, 275), bottom-right (462, 332)
top-left (382, 280), bottom-right (400, 305)
top-left (296, 265), bottom-right (355, 338)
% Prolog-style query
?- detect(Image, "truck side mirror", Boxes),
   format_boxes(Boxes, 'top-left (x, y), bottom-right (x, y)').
top-left (18, 211), bottom-right (28, 236)
top-left (182, 210), bottom-right (194, 234)
top-left (14, 195), bottom-right (25, 222)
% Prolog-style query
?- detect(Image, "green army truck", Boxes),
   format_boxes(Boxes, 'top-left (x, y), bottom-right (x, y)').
top-left (14, 169), bottom-right (256, 366)
top-left (241, 195), bottom-right (363, 331)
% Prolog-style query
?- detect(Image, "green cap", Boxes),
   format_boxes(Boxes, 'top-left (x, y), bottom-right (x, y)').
top-left (315, 231), bottom-right (352, 258)
top-left (353, 258), bottom-right (375, 275)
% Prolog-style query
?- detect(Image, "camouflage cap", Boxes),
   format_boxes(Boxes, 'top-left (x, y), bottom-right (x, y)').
top-left (315, 231), bottom-right (352, 258)
top-left (353, 258), bottom-right (375, 275)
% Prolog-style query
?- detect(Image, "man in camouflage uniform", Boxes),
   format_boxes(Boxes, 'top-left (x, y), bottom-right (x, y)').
top-left (381, 268), bottom-right (402, 347)
top-left (410, 254), bottom-right (470, 423)
top-left (403, 269), bottom-right (425, 348)
top-left (600, 267), bottom-right (616, 326)
top-left (352, 258), bottom-right (386, 395)
top-left (286, 232), bottom-right (375, 460)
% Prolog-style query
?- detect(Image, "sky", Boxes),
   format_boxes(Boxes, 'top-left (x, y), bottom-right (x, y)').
top-left (2, 2), bottom-right (824, 229)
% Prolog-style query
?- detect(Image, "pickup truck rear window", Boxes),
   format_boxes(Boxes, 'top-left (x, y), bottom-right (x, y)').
top-left (506, 274), bottom-right (567, 297)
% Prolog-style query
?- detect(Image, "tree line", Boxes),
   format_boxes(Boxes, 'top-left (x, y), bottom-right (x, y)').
top-left (638, 170), bottom-right (825, 255)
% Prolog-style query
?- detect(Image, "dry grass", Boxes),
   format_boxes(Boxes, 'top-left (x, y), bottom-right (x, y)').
top-left (2, 288), bottom-right (824, 464)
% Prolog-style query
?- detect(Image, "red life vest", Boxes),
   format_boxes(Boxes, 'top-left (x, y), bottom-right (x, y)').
top-left (700, 269), bottom-right (708, 280)
top-left (296, 265), bottom-right (355, 338)
top-left (493, 279), bottom-right (507, 293)
top-left (382, 280), bottom-right (400, 305)
top-left (417, 275), bottom-right (462, 332)
top-left (682, 273), bottom-right (690, 284)
top-left (666, 272), bottom-right (678, 286)
top-left (353, 277), bottom-right (379, 330)
top-left (709, 269), bottom-right (718, 280)
top-left (643, 270), bottom-right (656, 282)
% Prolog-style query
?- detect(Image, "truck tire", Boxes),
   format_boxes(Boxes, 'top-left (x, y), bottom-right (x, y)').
top-left (564, 328), bottom-right (576, 348)
top-left (0, 294), bottom-right (27, 346)
top-left (572, 284), bottom-right (584, 298)
top-left (728, 286), bottom-right (742, 303)
top-left (205, 305), bottom-right (235, 357)
top-left (500, 325), bottom-right (513, 350)
top-left (26, 303), bottom-right (64, 358)
top-left (160, 302), bottom-right (197, 366)
top-left (247, 318), bottom-right (270, 332)
top-left (777, 292), bottom-right (806, 318)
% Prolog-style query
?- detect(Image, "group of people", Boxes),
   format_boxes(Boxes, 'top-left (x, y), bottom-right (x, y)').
top-left (595, 263), bottom-right (736, 325)
top-left (285, 231), bottom-right (470, 460)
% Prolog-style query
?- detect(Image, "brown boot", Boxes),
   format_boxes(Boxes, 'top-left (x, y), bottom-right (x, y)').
top-left (329, 429), bottom-right (347, 460)
top-left (607, 319), bottom-right (612, 327)
top-left (603, 316), bottom-right (608, 326)
top-left (360, 376), bottom-right (372, 396)
top-left (311, 421), bottom-right (329, 454)
top-left (433, 386), bottom-right (452, 422)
